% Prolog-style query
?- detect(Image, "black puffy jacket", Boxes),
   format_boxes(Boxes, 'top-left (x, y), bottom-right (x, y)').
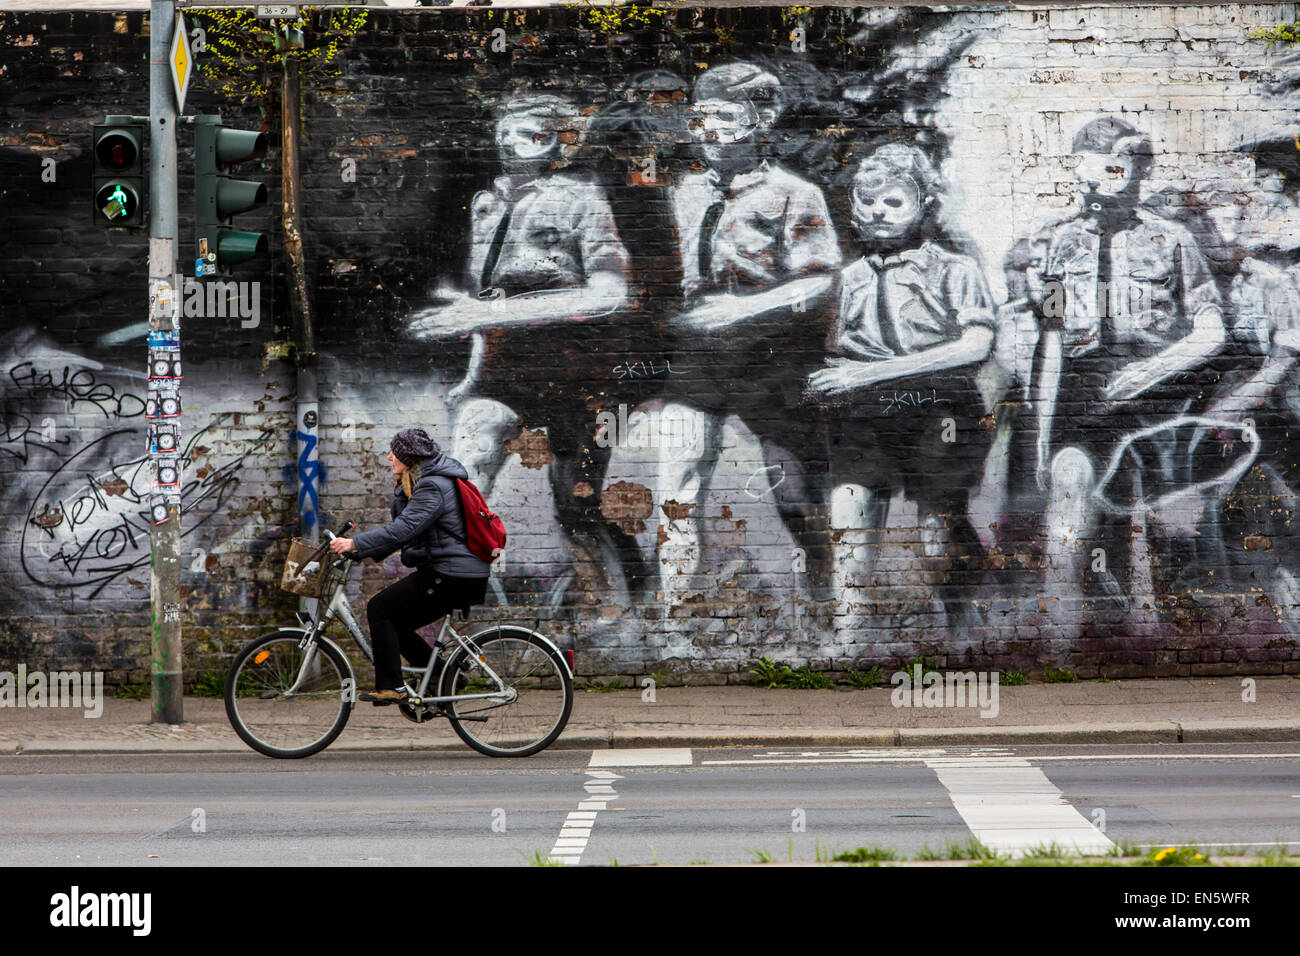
top-left (349, 453), bottom-right (490, 578)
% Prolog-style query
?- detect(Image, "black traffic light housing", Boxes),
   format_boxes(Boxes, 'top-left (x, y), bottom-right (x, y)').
top-left (93, 116), bottom-right (146, 229)
top-left (194, 115), bottom-right (269, 276)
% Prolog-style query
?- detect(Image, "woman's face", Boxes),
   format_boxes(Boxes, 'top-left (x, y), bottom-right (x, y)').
top-left (386, 449), bottom-right (407, 475)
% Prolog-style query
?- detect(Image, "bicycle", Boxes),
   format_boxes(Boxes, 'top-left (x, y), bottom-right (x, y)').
top-left (224, 522), bottom-right (574, 759)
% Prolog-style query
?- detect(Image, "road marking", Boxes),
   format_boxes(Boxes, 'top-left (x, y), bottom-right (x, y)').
top-left (926, 756), bottom-right (1113, 857)
top-left (546, 752), bottom-right (685, 864)
top-left (547, 769), bottom-right (622, 866)
top-left (701, 750), bottom-right (1300, 766)
top-left (546, 770), bottom-right (621, 868)
top-left (748, 748), bottom-right (1014, 759)
top-left (589, 748), bottom-right (693, 767)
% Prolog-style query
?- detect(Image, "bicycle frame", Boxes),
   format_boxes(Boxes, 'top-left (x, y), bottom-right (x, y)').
top-left (284, 555), bottom-right (518, 708)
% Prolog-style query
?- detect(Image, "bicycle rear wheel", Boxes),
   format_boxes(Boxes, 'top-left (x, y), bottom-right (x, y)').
top-left (225, 630), bottom-right (353, 758)
top-left (438, 625), bottom-right (573, 757)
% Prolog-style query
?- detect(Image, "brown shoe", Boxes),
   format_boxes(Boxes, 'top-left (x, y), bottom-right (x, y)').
top-left (359, 688), bottom-right (410, 706)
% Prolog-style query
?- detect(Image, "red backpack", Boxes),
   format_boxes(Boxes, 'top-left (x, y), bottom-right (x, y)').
top-left (454, 478), bottom-right (506, 563)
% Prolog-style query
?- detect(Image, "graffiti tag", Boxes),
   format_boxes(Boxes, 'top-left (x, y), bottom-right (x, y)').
top-left (880, 389), bottom-right (951, 415)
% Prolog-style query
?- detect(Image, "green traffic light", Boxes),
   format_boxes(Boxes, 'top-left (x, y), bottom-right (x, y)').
top-left (96, 182), bottom-right (138, 222)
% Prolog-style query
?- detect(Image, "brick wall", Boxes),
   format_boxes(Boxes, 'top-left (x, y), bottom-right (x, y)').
top-left (2, 4), bottom-right (1299, 687)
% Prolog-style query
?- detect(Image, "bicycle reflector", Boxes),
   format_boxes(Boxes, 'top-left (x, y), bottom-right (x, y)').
top-left (567, 648), bottom-right (574, 671)
top-left (254, 650), bottom-right (270, 665)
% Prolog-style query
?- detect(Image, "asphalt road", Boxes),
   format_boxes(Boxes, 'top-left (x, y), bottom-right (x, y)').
top-left (1, 744), bottom-right (1297, 866)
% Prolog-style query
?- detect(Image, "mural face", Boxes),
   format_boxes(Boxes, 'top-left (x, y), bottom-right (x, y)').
top-left (6, 6), bottom-right (1300, 677)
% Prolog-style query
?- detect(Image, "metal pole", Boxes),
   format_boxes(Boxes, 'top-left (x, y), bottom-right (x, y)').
top-left (283, 48), bottom-right (321, 631)
top-left (284, 51), bottom-right (319, 550)
top-left (149, 0), bottom-right (183, 724)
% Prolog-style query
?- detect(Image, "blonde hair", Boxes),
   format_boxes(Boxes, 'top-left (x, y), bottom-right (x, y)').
top-left (399, 462), bottom-right (422, 499)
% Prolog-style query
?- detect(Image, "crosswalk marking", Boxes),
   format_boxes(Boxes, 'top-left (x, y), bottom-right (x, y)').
top-left (589, 748), bottom-right (694, 767)
top-left (925, 756), bottom-right (1114, 857)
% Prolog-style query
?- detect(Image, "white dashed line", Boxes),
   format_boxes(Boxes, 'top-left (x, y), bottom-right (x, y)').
top-left (546, 767), bottom-right (623, 866)
top-left (547, 751), bottom-right (694, 864)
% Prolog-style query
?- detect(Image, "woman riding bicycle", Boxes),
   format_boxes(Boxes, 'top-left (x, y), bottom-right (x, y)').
top-left (328, 427), bottom-right (490, 704)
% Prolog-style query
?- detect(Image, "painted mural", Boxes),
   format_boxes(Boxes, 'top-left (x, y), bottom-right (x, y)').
top-left (4, 5), bottom-right (1300, 676)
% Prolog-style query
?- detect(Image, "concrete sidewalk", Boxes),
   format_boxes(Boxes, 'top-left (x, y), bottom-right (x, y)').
top-left (1, 676), bottom-right (1298, 754)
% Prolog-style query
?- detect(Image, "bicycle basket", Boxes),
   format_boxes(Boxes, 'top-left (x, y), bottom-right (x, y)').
top-left (280, 537), bottom-right (334, 598)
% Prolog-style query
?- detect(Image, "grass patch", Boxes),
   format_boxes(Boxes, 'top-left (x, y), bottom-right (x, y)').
top-left (1023, 842), bottom-right (1066, 859)
top-left (842, 665), bottom-right (885, 689)
top-left (785, 665), bottom-right (834, 689)
top-left (191, 669), bottom-right (227, 698)
top-left (518, 849), bottom-right (565, 867)
top-left (914, 844), bottom-right (945, 861)
top-left (1140, 845), bottom-right (1211, 866)
top-left (834, 846), bottom-right (898, 863)
top-left (750, 848), bottom-right (774, 863)
top-left (1000, 668), bottom-right (1030, 686)
top-left (1106, 838), bottom-right (1143, 857)
top-left (901, 656), bottom-right (942, 681)
top-left (750, 656), bottom-right (792, 688)
top-left (115, 683), bottom-right (149, 701)
top-left (944, 837), bottom-right (999, 860)
top-left (1211, 844), bottom-right (1250, 856)
top-left (1043, 667), bottom-right (1076, 683)
top-left (1255, 845), bottom-right (1298, 866)
top-left (749, 657), bottom-right (834, 689)
top-left (582, 677), bottom-right (625, 693)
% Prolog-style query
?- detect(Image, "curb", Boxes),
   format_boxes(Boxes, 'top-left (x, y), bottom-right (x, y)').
top-left (6, 722), bottom-right (1300, 754)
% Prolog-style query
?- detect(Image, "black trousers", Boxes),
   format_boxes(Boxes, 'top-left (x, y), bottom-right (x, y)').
top-left (365, 568), bottom-right (488, 691)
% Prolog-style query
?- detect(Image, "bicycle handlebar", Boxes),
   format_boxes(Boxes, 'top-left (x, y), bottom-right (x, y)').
top-left (324, 521), bottom-right (355, 542)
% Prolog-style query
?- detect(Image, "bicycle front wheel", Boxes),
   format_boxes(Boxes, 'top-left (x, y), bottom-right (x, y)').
top-left (224, 630), bottom-right (354, 758)
top-left (438, 625), bottom-right (573, 757)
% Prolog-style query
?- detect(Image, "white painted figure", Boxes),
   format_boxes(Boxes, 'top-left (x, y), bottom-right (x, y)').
top-left (654, 62), bottom-right (842, 617)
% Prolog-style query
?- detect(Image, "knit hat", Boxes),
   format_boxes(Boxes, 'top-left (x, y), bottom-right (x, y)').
top-left (390, 427), bottom-right (439, 467)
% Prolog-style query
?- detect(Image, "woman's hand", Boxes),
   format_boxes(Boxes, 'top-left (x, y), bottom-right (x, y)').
top-left (329, 537), bottom-right (355, 555)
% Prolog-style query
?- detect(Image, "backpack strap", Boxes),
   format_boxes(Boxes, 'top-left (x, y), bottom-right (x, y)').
top-left (428, 474), bottom-right (470, 547)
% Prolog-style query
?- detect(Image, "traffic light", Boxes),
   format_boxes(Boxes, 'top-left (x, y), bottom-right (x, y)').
top-left (93, 116), bottom-right (146, 228)
top-left (194, 115), bottom-right (268, 276)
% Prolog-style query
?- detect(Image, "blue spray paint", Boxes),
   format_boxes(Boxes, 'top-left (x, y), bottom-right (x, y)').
top-left (291, 408), bottom-right (319, 531)
top-left (292, 430), bottom-right (318, 529)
